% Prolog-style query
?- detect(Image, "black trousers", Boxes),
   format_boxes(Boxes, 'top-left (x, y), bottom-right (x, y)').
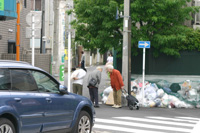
top-left (81, 60), bottom-right (85, 69)
top-left (89, 87), bottom-right (99, 106)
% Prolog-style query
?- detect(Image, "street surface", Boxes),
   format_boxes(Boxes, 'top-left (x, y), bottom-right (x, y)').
top-left (65, 66), bottom-right (200, 133)
top-left (92, 105), bottom-right (200, 133)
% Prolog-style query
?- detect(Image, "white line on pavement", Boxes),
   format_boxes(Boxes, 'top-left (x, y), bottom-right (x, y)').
top-left (191, 119), bottom-right (200, 133)
top-left (147, 116), bottom-right (198, 123)
top-left (95, 118), bottom-right (192, 133)
top-left (175, 117), bottom-right (200, 121)
top-left (94, 124), bottom-right (167, 133)
top-left (113, 117), bottom-right (195, 127)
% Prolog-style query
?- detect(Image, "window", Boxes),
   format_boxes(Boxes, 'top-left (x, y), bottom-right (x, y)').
top-left (194, 0), bottom-right (200, 24)
top-left (30, 70), bottom-right (59, 93)
top-left (0, 69), bottom-right (11, 90)
top-left (24, 0), bottom-right (27, 8)
top-left (11, 69), bottom-right (38, 91)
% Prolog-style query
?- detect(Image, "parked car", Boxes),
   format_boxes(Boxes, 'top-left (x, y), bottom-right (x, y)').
top-left (0, 60), bottom-right (95, 133)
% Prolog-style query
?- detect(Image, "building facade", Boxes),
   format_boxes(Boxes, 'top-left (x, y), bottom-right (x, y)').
top-left (0, 0), bottom-right (51, 72)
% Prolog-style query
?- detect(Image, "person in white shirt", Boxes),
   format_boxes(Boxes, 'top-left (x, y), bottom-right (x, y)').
top-left (71, 68), bottom-right (87, 95)
top-left (107, 53), bottom-right (113, 65)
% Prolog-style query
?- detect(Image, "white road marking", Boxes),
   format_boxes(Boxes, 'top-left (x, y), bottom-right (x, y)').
top-left (147, 116), bottom-right (198, 123)
top-left (176, 117), bottom-right (200, 121)
top-left (94, 124), bottom-right (166, 133)
top-left (114, 117), bottom-right (194, 127)
top-left (191, 119), bottom-right (200, 133)
top-left (95, 118), bottom-right (192, 133)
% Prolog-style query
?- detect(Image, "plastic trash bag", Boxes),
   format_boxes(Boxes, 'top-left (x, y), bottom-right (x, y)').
top-left (170, 83), bottom-right (181, 93)
top-left (157, 80), bottom-right (171, 88)
top-left (157, 89), bottom-right (165, 98)
top-left (103, 86), bottom-right (113, 96)
top-left (102, 95), bottom-right (108, 104)
top-left (145, 86), bottom-right (157, 100)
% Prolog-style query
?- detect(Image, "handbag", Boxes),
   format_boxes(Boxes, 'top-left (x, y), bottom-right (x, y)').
top-left (88, 78), bottom-right (97, 87)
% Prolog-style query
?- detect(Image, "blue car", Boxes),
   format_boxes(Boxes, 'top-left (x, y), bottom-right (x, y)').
top-left (0, 60), bottom-right (95, 133)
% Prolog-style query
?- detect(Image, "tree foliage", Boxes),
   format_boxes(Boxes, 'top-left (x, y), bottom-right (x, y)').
top-left (72, 0), bottom-right (200, 57)
top-left (72, 0), bottom-right (123, 53)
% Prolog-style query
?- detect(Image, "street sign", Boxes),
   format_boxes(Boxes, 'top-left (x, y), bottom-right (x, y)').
top-left (138, 41), bottom-right (150, 48)
top-left (138, 41), bottom-right (150, 106)
top-left (26, 11), bottom-right (42, 28)
top-left (26, 27), bottom-right (41, 38)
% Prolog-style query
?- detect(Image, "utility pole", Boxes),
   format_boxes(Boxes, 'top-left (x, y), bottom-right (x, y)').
top-left (52, 0), bottom-right (66, 85)
top-left (16, 2), bottom-right (20, 61)
top-left (52, 0), bottom-right (60, 81)
top-left (122, 0), bottom-right (131, 95)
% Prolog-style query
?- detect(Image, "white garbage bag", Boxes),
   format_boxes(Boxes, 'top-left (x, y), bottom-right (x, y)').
top-left (103, 86), bottom-right (113, 96)
top-left (157, 89), bottom-right (165, 98)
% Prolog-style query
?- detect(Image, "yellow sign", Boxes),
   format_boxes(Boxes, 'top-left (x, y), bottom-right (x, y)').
top-left (65, 49), bottom-right (68, 60)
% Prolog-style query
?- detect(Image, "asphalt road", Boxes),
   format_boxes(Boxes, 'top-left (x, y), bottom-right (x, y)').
top-left (64, 65), bottom-right (200, 133)
top-left (92, 104), bottom-right (200, 133)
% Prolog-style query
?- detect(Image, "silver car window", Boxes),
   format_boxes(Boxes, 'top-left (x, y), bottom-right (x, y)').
top-left (30, 70), bottom-right (59, 93)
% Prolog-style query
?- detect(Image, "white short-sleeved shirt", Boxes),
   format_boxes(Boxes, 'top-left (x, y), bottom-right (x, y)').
top-left (107, 56), bottom-right (113, 63)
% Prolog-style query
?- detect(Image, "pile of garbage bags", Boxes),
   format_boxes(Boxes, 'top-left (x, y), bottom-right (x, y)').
top-left (101, 78), bottom-right (200, 108)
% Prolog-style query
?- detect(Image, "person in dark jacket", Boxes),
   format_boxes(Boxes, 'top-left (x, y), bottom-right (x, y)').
top-left (80, 51), bottom-right (85, 69)
top-left (87, 67), bottom-right (102, 108)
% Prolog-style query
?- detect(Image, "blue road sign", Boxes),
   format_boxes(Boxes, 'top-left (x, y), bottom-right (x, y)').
top-left (138, 41), bottom-right (150, 48)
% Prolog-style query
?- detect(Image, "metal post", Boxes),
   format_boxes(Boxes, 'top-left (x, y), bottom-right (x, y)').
top-left (16, 2), bottom-right (20, 61)
top-left (122, 0), bottom-right (131, 95)
top-left (32, 13), bottom-right (35, 66)
top-left (142, 48), bottom-right (146, 105)
top-left (68, 14), bottom-right (71, 92)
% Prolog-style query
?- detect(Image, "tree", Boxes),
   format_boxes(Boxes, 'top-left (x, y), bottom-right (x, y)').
top-left (72, 0), bottom-right (123, 53)
top-left (131, 0), bottom-right (200, 57)
top-left (72, 0), bottom-right (200, 57)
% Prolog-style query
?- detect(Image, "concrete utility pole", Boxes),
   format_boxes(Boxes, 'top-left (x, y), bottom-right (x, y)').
top-left (52, 0), bottom-right (66, 85)
top-left (122, 0), bottom-right (131, 95)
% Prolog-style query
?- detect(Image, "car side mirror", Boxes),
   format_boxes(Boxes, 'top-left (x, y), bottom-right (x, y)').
top-left (59, 85), bottom-right (68, 94)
